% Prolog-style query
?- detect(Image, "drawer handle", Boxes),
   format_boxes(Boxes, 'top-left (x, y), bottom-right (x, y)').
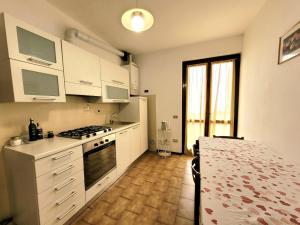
top-left (52, 151), bottom-right (73, 160)
top-left (53, 165), bottom-right (74, 176)
top-left (54, 177), bottom-right (76, 191)
top-left (119, 130), bottom-right (128, 135)
top-left (112, 80), bottom-right (124, 85)
top-left (32, 97), bottom-right (56, 101)
top-left (98, 182), bottom-right (102, 186)
top-left (56, 191), bottom-right (77, 206)
top-left (80, 80), bottom-right (93, 85)
top-left (27, 56), bottom-right (52, 66)
top-left (132, 126), bottom-right (139, 130)
top-left (57, 204), bottom-right (77, 221)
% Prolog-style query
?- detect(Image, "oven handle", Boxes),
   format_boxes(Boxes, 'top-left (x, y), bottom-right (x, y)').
top-left (84, 141), bottom-right (115, 155)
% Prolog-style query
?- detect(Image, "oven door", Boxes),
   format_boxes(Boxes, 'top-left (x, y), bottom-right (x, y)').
top-left (83, 141), bottom-right (116, 190)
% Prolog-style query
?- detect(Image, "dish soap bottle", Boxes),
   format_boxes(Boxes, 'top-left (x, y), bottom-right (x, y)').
top-left (28, 118), bottom-right (37, 141)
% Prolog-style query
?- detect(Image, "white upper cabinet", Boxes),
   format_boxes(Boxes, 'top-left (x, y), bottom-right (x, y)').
top-left (0, 59), bottom-right (66, 102)
top-left (62, 41), bottom-right (101, 96)
top-left (100, 58), bottom-right (129, 87)
top-left (123, 63), bottom-right (139, 95)
top-left (0, 13), bottom-right (63, 71)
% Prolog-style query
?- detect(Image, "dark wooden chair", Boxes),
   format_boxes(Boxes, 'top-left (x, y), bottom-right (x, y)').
top-left (213, 135), bottom-right (244, 140)
top-left (191, 157), bottom-right (200, 225)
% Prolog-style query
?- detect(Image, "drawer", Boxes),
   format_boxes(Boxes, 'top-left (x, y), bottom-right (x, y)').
top-left (38, 170), bottom-right (84, 210)
top-left (44, 192), bottom-right (85, 225)
top-left (36, 158), bottom-right (83, 194)
top-left (35, 145), bottom-right (83, 177)
top-left (85, 168), bottom-right (117, 202)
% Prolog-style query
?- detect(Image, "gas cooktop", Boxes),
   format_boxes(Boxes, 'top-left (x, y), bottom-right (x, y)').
top-left (58, 125), bottom-right (113, 139)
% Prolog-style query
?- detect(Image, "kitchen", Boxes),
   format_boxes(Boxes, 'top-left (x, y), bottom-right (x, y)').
top-left (1, 0), bottom-right (300, 225)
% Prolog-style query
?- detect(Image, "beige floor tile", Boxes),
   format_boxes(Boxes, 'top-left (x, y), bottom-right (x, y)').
top-left (134, 216), bottom-right (156, 225)
top-left (71, 219), bottom-right (90, 225)
top-left (141, 206), bottom-right (159, 220)
top-left (138, 181), bottom-right (153, 195)
top-left (180, 184), bottom-right (195, 200)
top-left (145, 190), bottom-right (164, 208)
top-left (116, 211), bottom-right (137, 225)
top-left (102, 186), bottom-right (123, 203)
top-left (175, 217), bottom-right (194, 225)
top-left (182, 174), bottom-right (194, 186)
top-left (154, 180), bottom-right (169, 192)
top-left (165, 187), bottom-right (181, 205)
top-left (82, 201), bottom-right (110, 224)
top-left (106, 197), bottom-right (131, 220)
top-left (169, 177), bottom-right (183, 189)
top-left (94, 215), bottom-right (116, 225)
top-left (158, 202), bottom-right (178, 225)
top-left (121, 184), bottom-right (140, 199)
top-left (177, 198), bottom-right (194, 221)
top-left (126, 168), bottom-right (140, 177)
top-left (126, 194), bottom-right (146, 214)
top-left (131, 174), bottom-right (145, 186)
top-left (115, 176), bottom-right (133, 189)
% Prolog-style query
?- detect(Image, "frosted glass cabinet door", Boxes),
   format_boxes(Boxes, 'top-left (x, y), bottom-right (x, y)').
top-left (3, 13), bottom-right (63, 70)
top-left (10, 60), bottom-right (66, 102)
top-left (102, 81), bottom-right (129, 103)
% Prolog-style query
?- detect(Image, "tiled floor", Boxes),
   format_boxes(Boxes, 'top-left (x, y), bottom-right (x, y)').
top-left (72, 152), bottom-right (194, 225)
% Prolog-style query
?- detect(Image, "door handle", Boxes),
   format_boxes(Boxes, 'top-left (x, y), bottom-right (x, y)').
top-left (112, 80), bottom-right (124, 85)
top-left (56, 204), bottom-right (77, 220)
top-left (56, 191), bottom-right (77, 206)
top-left (80, 80), bottom-right (93, 85)
top-left (27, 56), bottom-right (52, 66)
top-left (53, 165), bottom-right (74, 176)
top-left (52, 151), bottom-right (73, 160)
top-left (32, 97), bottom-right (56, 101)
top-left (54, 177), bottom-right (76, 191)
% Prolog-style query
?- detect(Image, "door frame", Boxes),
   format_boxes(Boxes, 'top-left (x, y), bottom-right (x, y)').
top-left (182, 53), bottom-right (241, 153)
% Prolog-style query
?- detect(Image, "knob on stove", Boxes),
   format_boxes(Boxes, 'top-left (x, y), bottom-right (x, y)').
top-left (105, 139), bottom-right (109, 142)
top-left (100, 141), bottom-right (104, 144)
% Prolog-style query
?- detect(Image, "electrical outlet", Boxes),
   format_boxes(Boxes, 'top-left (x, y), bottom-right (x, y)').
top-left (172, 139), bottom-right (178, 143)
top-left (173, 115), bottom-right (178, 119)
top-left (84, 104), bottom-right (91, 111)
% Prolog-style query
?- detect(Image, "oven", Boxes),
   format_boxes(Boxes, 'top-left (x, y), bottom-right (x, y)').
top-left (83, 134), bottom-right (116, 190)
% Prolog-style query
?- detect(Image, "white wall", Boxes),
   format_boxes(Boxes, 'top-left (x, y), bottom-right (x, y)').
top-left (0, 0), bottom-right (121, 220)
top-left (136, 35), bottom-right (243, 153)
top-left (239, 0), bottom-right (300, 163)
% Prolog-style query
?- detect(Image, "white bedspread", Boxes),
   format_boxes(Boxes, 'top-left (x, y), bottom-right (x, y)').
top-left (199, 137), bottom-right (300, 225)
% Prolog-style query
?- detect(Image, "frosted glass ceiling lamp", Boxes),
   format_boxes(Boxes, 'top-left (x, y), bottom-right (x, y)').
top-left (121, 8), bottom-right (154, 32)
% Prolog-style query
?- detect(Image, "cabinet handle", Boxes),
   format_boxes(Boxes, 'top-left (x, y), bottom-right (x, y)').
top-left (53, 165), bottom-right (74, 176)
top-left (132, 126), bottom-right (139, 130)
top-left (112, 80), bottom-right (124, 85)
top-left (32, 97), bottom-right (56, 101)
top-left (80, 80), bottom-right (93, 85)
top-left (56, 191), bottom-right (77, 206)
top-left (54, 177), bottom-right (76, 191)
top-left (52, 151), bottom-right (73, 160)
top-left (27, 56), bottom-right (52, 66)
top-left (57, 204), bottom-right (77, 221)
top-left (98, 182), bottom-right (102, 186)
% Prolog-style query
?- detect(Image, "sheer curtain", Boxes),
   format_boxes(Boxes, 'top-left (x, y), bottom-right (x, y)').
top-left (209, 61), bottom-right (234, 136)
top-left (186, 64), bottom-right (206, 151)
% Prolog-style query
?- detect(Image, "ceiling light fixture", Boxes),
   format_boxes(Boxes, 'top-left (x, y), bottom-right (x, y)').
top-left (121, 1), bottom-right (154, 33)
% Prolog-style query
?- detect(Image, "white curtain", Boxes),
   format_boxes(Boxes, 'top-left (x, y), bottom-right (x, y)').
top-left (209, 61), bottom-right (234, 136)
top-left (186, 64), bottom-right (206, 151)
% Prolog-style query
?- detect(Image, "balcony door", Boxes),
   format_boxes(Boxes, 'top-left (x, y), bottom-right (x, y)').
top-left (182, 54), bottom-right (240, 152)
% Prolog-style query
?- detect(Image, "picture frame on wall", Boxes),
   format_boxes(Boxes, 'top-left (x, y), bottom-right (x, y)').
top-left (278, 21), bottom-right (300, 64)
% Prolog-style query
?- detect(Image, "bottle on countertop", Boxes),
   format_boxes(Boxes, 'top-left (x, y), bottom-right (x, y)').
top-left (28, 118), bottom-right (37, 141)
top-left (36, 123), bottom-right (44, 140)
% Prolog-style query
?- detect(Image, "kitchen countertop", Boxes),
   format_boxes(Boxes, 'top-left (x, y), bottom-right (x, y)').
top-left (4, 122), bottom-right (140, 160)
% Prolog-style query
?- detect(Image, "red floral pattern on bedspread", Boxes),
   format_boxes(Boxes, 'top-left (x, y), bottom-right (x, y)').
top-left (199, 137), bottom-right (300, 225)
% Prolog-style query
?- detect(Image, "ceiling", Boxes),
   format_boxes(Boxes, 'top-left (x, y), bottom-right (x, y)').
top-left (47, 0), bottom-right (266, 54)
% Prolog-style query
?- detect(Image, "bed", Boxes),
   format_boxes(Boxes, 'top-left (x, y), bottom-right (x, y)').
top-left (199, 137), bottom-right (300, 225)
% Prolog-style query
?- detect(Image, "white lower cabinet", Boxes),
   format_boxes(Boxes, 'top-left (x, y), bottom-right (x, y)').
top-left (5, 145), bottom-right (85, 225)
top-left (130, 125), bottom-right (141, 163)
top-left (116, 129), bottom-right (131, 177)
top-left (116, 125), bottom-right (142, 178)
